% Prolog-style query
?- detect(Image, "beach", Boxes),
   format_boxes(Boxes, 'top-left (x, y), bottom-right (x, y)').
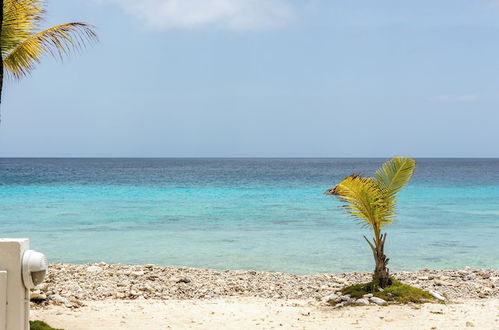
top-left (31, 297), bottom-right (499, 330)
top-left (30, 263), bottom-right (499, 329)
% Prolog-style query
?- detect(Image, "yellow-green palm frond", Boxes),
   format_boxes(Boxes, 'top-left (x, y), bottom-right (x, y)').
top-left (375, 157), bottom-right (416, 197)
top-left (325, 174), bottom-right (395, 228)
top-left (2, 0), bottom-right (45, 56)
top-left (3, 22), bottom-right (97, 78)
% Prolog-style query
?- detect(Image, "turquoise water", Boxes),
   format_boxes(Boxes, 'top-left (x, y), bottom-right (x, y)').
top-left (0, 158), bottom-right (498, 274)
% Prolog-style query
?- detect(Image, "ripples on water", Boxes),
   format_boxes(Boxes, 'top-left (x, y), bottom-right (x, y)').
top-left (0, 158), bottom-right (498, 274)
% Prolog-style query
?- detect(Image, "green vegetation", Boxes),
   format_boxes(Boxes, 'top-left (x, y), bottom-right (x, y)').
top-left (325, 157), bottom-right (416, 288)
top-left (341, 279), bottom-right (434, 304)
top-left (30, 321), bottom-right (63, 330)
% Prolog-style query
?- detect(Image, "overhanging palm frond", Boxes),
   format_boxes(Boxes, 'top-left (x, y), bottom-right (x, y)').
top-left (3, 22), bottom-right (97, 78)
top-left (2, 0), bottom-right (44, 56)
top-left (375, 157), bottom-right (416, 197)
top-left (325, 174), bottom-right (395, 228)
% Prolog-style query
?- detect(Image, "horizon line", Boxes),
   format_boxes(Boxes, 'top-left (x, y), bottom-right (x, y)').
top-left (1, 156), bottom-right (499, 159)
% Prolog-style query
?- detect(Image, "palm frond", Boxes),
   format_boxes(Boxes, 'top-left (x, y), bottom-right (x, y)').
top-left (325, 174), bottom-right (395, 228)
top-left (3, 22), bottom-right (97, 78)
top-left (2, 0), bottom-right (44, 56)
top-left (375, 157), bottom-right (416, 197)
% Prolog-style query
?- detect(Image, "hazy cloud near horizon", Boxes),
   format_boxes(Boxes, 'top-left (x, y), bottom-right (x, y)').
top-left (95, 0), bottom-right (296, 30)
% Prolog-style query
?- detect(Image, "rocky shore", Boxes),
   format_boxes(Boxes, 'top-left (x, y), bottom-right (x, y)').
top-left (31, 263), bottom-right (499, 308)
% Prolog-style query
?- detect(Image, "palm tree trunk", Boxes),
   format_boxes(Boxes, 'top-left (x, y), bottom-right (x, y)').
top-left (364, 233), bottom-right (392, 288)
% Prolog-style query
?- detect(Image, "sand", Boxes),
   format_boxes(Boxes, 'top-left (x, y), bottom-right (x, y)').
top-left (31, 297), bottom-right (498, 330)
top-left (30, 264), bottom-right (499, 329)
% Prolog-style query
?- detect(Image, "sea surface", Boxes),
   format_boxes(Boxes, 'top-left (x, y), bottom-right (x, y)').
top-left (0, 158), bottom-right (498, 274)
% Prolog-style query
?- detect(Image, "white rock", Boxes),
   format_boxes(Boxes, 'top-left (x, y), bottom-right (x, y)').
top-left (30, 290), bottom-right (47, 300)
top-left (369, 297), bottom-right (387, 305)
top-left (355, 298), bottom-right (370, 305)
top-left (115, 292), bottom-right (125, 299)
top-left (69, 283), bottom-right (83, 292)
top-left (363, 293), bottom-right (373, 298)
top-left (131, 271), bottom-right (145, 277)
top-left (339, 295), bottom-right (351, 301)
top-left (86, 266), bottom-right (103, 274)
top-left (429, 290), bottom-right (445, 301)
top-left (51, 294), bottom-right (69, 305)
top-left (322, 294), bottom-right (339, 304)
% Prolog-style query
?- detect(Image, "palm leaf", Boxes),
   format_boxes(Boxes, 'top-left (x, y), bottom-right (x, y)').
top-left (325, 174), bottom-right (395, 228)
top-left (2, 0), bottom-right (44, 56)
top-left (3, 22), bottom-right (97, 78)
top-left (375, 157), bottom-right (416, 197)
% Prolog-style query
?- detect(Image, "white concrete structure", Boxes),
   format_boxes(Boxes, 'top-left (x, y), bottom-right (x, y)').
top-left (0, 239), bottom-right (48, 330)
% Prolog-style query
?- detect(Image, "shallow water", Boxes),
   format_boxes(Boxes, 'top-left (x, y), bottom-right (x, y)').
top-left (0, 158), bottom-right (498, 274)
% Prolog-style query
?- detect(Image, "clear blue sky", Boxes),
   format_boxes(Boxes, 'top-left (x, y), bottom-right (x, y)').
top-left (1, 0), bottom-right (499, 157)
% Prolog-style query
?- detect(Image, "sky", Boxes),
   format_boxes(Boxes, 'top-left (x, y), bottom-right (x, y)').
top-left (1, 0), bottom-right (499, 157)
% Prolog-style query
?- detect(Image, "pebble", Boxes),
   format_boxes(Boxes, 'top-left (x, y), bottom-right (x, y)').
top-left (322, 294), bottom-right (339, 304)
top-left (434, 280), bottom-right (451, 286)
top-left (86, 266), bottom-right (103, 274)
top-left (369, 297), bottom-right (387, 305)
top-left (131, 271), bottom-right (145, 277)
top-left (30, 290), bottom-right (47, 301)
top-left (355, 298), bottom-right (370, 306)
top-left (29, 264), bottom-right (498, 308)
top-left (50, 294), bottom-right (69, 305)
top-left (429, 290), bottom-right (445, 301)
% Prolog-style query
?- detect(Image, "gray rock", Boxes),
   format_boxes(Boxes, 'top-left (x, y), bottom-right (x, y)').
top-left (339, 295), bottom-right (351, 301)
top-left (322, 294), bottom-right (339, 304)
top-left (369, 297), bottom-right (387, 305)
top-left (363, 293), bottom-right (373, 298)
top-left (355, 298), bottom-right (370, 306)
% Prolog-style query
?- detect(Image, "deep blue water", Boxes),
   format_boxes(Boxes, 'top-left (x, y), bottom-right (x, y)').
top-left (0, 158), bottom-right (498, 274)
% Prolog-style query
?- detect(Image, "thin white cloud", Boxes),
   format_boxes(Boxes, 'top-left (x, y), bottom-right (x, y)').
top-left (98, 0), bottom-right (296, 30)
top-left (434, 93), bottom-right (480, 102)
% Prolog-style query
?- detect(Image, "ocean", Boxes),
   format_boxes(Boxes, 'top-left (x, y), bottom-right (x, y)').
top-left (0, 158), bottom-right (498, 274)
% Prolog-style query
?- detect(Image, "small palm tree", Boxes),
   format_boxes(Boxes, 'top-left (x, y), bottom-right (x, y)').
top-left (0, 0), bottom-right (97, 102)
top-left (325, 157), bottom-right (416, 288)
